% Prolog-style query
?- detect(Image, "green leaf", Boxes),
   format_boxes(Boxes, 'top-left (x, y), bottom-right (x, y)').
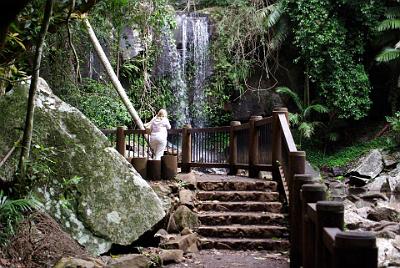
top-left (377, 19), bottom-right (400, 31)
top-left (376, 48), bottom-right (400, 62)
top-left (276, 86), bottom-right (303, 112)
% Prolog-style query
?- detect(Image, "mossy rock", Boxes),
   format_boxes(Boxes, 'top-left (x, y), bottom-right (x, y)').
top-left (0, 78), bottom-right (165, 255)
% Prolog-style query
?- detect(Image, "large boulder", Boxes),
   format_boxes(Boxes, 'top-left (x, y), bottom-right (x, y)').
top-left (0, 78), bottom-right (165, 255)
top-left (230, 89), bottom-right (283, 121)
top-left (347, 149), bottom-right (384, 182)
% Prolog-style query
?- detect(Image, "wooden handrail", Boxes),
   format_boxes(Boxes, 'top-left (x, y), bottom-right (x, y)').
top-left (188, 126), bottom-right (230, 133)
top-left (232, 122), bottom-right (250, 131)
top-left (254, 116), bottom-right (273, 127)
top-left (278, 113), bottom-right (297, 152)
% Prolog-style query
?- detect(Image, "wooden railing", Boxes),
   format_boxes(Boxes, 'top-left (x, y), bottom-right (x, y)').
top-left (272, 108), bottom-right (378, 268)
top-left (102, 107), bottom-right (378, 268)
top-left (102, 115), bottom-right (274, 175)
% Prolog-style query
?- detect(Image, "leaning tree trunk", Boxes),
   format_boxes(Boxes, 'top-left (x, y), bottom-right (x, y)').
top-left (18, 0), bottom-right (54, 179)
top-left (82, 16), bottom-right (145, 130)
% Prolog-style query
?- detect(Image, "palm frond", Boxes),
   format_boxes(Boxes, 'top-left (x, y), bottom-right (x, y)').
top-left (268, 18), bottom-right (288, 51)
top-left (385, 7), bottom-right (400, 19)
top-left (376, 48), bottom-right (400, 62)
top-left (303, 104), bottom-right (329, 118)
top-left (288, 112), bottom-right (300, 126)
top-left (276, 86), bottom-right (303, 111)
top-left (377, 19), bottom-right (400, 31)
top-left (266, 2), bottom-right (284, 28)
top-left (298, 122), bottom-right (314, 139)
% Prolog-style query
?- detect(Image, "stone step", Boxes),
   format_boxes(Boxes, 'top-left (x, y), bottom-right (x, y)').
top-left (198, 211), bottom-right (286, 226)
top-left (196, 177), bottom-right (277, 192)
top-left (196, 191), bottom-right (279, 202)
top-left (199, 237), bottom-right (290, 251)
top-left (196, 201), bottom-right (282, 213)
top-left (196, 225), bottom-right (289, 239)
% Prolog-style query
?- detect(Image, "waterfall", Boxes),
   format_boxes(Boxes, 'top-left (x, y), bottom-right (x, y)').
top-left (155, 12), bottom-right (211, 128)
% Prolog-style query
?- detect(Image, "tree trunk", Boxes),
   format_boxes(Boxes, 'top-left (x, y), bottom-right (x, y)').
top-left (18, 0), bottom-right (54, 178)
top-left (304, 63), bottom-right (310, 107)
top-left (82, 17), bottom-right (145, 130)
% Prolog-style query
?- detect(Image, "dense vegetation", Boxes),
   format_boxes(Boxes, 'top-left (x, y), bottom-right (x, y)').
top-left (0, 0), bottom-right (399, 157)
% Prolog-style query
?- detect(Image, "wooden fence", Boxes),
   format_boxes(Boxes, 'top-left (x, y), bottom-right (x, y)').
top-left (102, 107), bottom-right (378, 268)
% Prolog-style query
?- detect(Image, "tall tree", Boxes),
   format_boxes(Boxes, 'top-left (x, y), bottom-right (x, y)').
top-left (18, 0), bottom-right (54, 179)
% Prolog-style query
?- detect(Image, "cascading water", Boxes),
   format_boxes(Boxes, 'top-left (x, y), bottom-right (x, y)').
top-left (155, 13), bottom-right (212, 128)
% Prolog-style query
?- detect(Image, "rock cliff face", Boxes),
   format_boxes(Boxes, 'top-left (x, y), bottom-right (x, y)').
top-left (0, 78), bottom-right (165, 255)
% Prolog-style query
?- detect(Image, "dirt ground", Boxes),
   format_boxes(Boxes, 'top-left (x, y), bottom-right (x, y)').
top-left (165, 249), bottom-right (289, 268)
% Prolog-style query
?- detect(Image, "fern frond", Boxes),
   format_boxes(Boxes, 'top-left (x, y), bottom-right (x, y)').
top-left (304, 104), bottom-right (329, 118)
top-left (376, 48), bottom-right (400, 62)
top-left (377, 19), bottom-right (400, 31)
top-left (385, 7), bottom-right (400, 19)
top-left (268, 2), bottom-right (284, 28)
top-left (276, 86), bottom-right (303, 112)
top-left (268, 18), bottom-right (288, 51)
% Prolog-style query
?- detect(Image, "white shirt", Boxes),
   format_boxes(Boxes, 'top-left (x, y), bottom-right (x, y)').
top-left (150, 117), bottom-right (171, 140)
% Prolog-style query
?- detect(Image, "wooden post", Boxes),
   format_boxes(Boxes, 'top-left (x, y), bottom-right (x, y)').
top-left (288, 151), bottom-right (306, 195)
top-left (290, 174), bottom-right (314, 268)
top-left (228, 121), bottom-right (241, 175)
top-left (181, 124), bottom-right (192, 173)
top-left (272, 108), bottom-right (288, 166)
top-left (334, 232), bottom-right (378, 268)
top-left (249, 115), bottom-right (262, 178)
top-left (161, 155), bottom-right (178, 180)
top-left (301, 183), bottom-right (326, 268)
top-left (116, 126), bottom-right (126, 157)
top-left (131, 157), bottom-right (147, 179)
top-left (315, 201), bottom-right (344, 268)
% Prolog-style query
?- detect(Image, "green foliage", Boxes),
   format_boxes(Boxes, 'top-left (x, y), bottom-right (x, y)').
top-left (376, 48), bottom-right (400, 62)
top-left (62, 79), bottom-right (131, 129)
top-left (283, 0), bottom-right (385, 120)
top-left (376, 6), bottom-right (400, 62)
top-left (306, 136), bottom-right (393, 168)
top-left (204, 1), bottom-right (287, 125)
top-left (386, 111), bottom-right (400, 144)
top-left (0, 191), bottom-right (40, 246)
top-left (276, 86), bottom-right (328, 143)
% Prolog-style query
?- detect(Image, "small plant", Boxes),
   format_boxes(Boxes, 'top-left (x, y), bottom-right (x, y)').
top-left (276, 86), bottom-right (329, 147)
top-left (0, 191), bottom-right (40, 246)
top-left (386, 111), bottom-right (400, 144)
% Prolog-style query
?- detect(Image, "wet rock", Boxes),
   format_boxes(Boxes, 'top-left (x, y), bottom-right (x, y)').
top-left (179, 189), bottom-right (195, 208)
top-left (176, 173), bottom-right (197, 190)
top-left (150, 182), bottom-right (173, 212)
top-left (343, 200), bottom-right (375, 230)
top-left (54, 257), bottom-right (104, 268)
top-left (173, 205), bottom-right (200, 231)
top-left (0, 78), bottom-right (165, 255)
top-left (231, 89), bottom-right (283, 121)
top-left (348, 175), bottom-right (370, 187)
top-left (159, 249), bottom-right (184, 264)
top-left (347, 149), bottom-right (383, 180)
top-left (167, 213), bottom-right (179, 233)
top-left (106, 254), bottom-right (151, 268)
top-left (382, 150), bottom-right (400, 167)
top-left (368, 175), bottom-right (389, 192)
top-left (360, 192), bottom-right (389, 201)
top-left (331, 166), bottom-right (345, 177)
top-left (377, 236), bottom-right (400, 267)
top-left (181, 227), bottom-right (194, 235)
top-left (258, 171), bottom-right (273, 180)
top-left (161, 233), bottom-right (199, 253)
top-left (367, 207), bottom-right (400, 222)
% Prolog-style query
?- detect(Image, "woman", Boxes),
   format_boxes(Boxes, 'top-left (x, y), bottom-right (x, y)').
top-left (146, 109), bottom-right (171, 160)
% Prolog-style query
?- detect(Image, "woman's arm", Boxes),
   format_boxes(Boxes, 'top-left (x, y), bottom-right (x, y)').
top-left (164, 118), bottom-right (171, 129)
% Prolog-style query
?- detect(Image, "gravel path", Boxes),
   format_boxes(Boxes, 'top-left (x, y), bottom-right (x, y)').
top-left (165, 249), bottom-right (289, 268)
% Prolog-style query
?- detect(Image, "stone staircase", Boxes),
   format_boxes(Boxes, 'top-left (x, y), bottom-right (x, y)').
top-left (195, 174), bottom-right (289, 251)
